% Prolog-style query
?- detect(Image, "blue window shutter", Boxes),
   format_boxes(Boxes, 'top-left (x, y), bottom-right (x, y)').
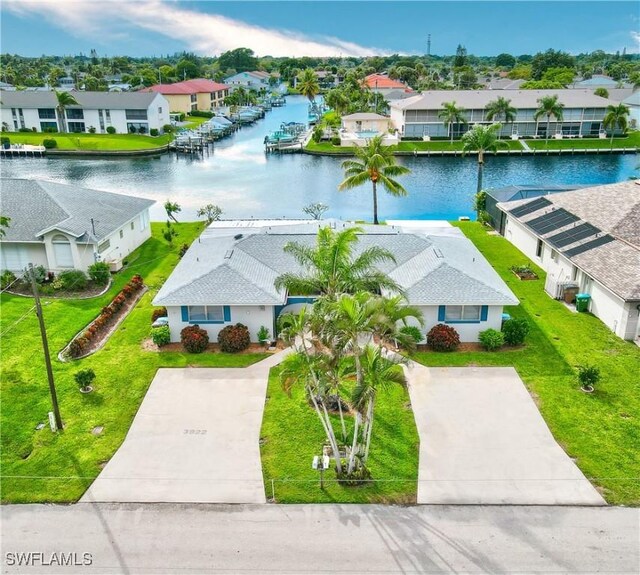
top-left (181, 306), bottom-right (189, 322)
top-left (480, 306), bottom-right (488, 321)
top-left (438, 306), bottom-right (445, 322)
top-left (223, 306), bottom-right (231, 322)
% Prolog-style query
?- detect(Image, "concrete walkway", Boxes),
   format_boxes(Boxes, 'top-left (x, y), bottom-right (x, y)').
top-left (82, 350), bottom-right (291, 504)
top-left (406, 364), bottom-right (606, 505)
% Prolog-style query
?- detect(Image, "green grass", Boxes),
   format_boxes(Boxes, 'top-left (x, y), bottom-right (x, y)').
top-left (527, 131), bottom-right (640, 150)
top-left (305, 140), bottom-right (354, 154)
top-left (0, 222), bottom-right (267, 503)
top-left (413, 222), bottom-right (640, 505)
top-left (260, 368), bottom-right (419, 503)
top-left (182, 115), bottom-right (210, 129)
top-left (306, 139), bottom-right (524, 155)
top-left (4, 132), bottom-right (172, 151)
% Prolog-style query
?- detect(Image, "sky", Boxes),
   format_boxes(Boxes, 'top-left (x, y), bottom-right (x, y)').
top-left (1, 1), bottom-right (638, 58)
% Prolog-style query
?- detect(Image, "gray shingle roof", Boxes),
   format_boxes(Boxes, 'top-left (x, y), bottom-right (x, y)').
top-left (0, 90), bottom-right (161, 110)
top-left (153, 221), bottom-right (518, 307)
top-left (342, 113), bottom-right (389, 121)
top-left (0, 179), bottom-right (155, 243)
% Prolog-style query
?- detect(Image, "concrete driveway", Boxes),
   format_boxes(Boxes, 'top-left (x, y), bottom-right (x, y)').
top-left (406, 364), bottom-right (606, 505)
top-left (82, 352), bottom-right (288, 504)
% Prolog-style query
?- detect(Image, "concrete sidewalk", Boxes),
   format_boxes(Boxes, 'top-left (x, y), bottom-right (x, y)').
top-left (406, 364), bottom-right (606, 505)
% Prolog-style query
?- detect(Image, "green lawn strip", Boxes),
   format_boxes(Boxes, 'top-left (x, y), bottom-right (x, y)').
top-left (182, 116), bottom-right (210, 129)
top-left (3, 132), bottom-right (172, 151)
top-left (260, 367), bottom-right (419, 504)
top-left (1, 222), bottom-right (267, 503)
top-left (426, 222), bottom-right (639, 505)
top-left (394, 139), bottom-right (524, 152)
top-left (527, 131), bottom-right (640, 150)
top-left (305, 141), bottom-right (355, 154)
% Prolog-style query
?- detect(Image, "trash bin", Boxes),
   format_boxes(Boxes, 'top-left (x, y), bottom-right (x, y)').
top-left (563, 285), bottom-right (579, 304)
top-left (576, 293), bottom-right (591, 312)
top-left (501, 313), bottom-right (511, 326)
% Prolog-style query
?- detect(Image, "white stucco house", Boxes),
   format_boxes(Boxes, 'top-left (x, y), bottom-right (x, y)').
top-left (497, 181), bottom-right (640, 341)
top-left (0, 179), bottom-right (154, 273)
top-left (152, 220), bottom-right (518, 343)
top-left (339, 113), bottom-right (399, 147)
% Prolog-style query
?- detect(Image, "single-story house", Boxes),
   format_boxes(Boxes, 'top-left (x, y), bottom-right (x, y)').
top-left (152, 220), bottom-right (518, 343)
top-left (497, 181), bottom-right (640, 341)
top-left (0, 179), bottom-right (154, 273)
top-left (622, 91), bottom-right (640, 129)
top-left (0, 91), bottom-right (170, 134)
top-left (140, 79), bottom-right (230, 113)
top-left (340, 113), bottom-right (398, 147)
top-left (224, 71), bottom-right (272, 90)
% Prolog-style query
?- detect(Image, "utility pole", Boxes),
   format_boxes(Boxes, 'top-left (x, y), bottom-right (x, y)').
top-left (427, 34), bottom-right (431, 57)
top-left (28, 263), bottom-right (63, 430)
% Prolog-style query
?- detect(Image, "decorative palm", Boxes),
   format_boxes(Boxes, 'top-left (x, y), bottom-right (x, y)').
top-left (438, 101), bottom-right (466, 143)
top-left (603, 103), bottom-right (630, 148)
top-left (462, 123), bottom-right (507, 198)
top-left (298, 68), bottom-right (320, 103)
top-left (55, 90), bottom-right (79, 133)
top-left (338, 135), bottom-right (410, 225)
top-left (534, 95), bottom-right (564, 145)
top-left (274, 226), bottom-right (401, 299)
top-left (484, 97), bottom-right (516, 139)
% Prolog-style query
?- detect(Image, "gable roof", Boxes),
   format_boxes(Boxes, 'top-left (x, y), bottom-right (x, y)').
top-left (342, 113), bottom-right (390, 121)
top-left (0, 179), bottom-right (154, 243)
top-left (153, 220), bottom-right (518, 307)
top-left (141, 79), bottom-right (229, 95)
top-left (364, 74), bottom-right (408, 90)
top-left (0, 90), bottom-right (162, 109)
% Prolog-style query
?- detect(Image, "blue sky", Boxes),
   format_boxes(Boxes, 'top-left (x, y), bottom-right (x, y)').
top-left (1, 1), bottom-right (638, 58)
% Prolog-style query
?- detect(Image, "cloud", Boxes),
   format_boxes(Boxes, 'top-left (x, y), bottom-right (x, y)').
top-left (2, 0), bottom-right (387, 57)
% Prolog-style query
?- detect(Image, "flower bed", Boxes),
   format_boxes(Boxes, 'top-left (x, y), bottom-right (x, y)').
top-left (65, 275), bottom-right (145, 359)
top-left (510, 264), bottom-right (538, 281)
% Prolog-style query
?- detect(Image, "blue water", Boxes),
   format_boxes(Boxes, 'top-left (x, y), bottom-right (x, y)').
top-left (1, 96), bottom-right (637, 221)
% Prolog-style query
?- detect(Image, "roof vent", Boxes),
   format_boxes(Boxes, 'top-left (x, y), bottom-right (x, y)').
top-left (234, 233), bottom-right (243, 240)
top-left (434, 248), bottom-right (444, 258)
top-left (224, 249), bottom-right (234, 259)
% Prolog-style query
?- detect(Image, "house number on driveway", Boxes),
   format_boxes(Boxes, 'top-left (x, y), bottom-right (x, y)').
top-left (183, 429), bottom-right (208, 435)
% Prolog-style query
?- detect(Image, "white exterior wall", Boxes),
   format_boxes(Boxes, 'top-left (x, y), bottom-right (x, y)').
top-left (620, 301), bottom-right (640, 340)
top-left (389, 107), bottom-right (405, 134)
top-left (97, 209), bottom-right (153, 266)
top-left (166, 305), bottom-right (275, 343)
top-left (406, 305), bottom-right (504, 342)
top-left (587, 281), bottom-right (627, 338)
top-left (0, 242), bottom-right (48, 272)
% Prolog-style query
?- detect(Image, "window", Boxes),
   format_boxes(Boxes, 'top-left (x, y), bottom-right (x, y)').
top-left (130, 221), bottom-right (135, 230)
top-left (105, 109), bottom-right (111, 122)
top-left (188, 305), bottom-right (224, 322)
top-left (536, 239), bottom-right (543, 258)
top-left (550, 249), bottom-right (558, 262)
top-left (98, 109), bottom-right (105, 131)
top-left (98, 239), bottom-right (111, 253)
top-left (38, 108), bottom-right (56, 119)
top-left (67, 122), bottom-right (85, 133)
top-left (66, 109), bottom-right (84, 119)
top-left (52, 234), bottom-right (73, 268)
top-left (139, 211), bottom-right (149, 230)
top-left (40, 121), bottom-right (57, 131)
top-left (158, 107), bottom-right (163, 114)
top-left (119, 229), bottom-right (124, 239)
top-left (572, 266), bottom-right (579, 281)
top-left (125, 109), bottom-right (148, 120)
top-left (444, 305), bottom-right (481, 322)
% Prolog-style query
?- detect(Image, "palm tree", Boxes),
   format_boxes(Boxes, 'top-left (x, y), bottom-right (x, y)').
top-left (0, 215), bottom-right (10, 237)
top-left (325, 88), bottom-right (349, 116)
top-left (274, 226), bottom-right (401, 299)
top-left (484, 97), bottom-right (516, 139)
top-left (338, 135), bottom-right (411, 225)
top-left (438, 101), bottom-right (466, 143)
top-left (55, 90), bottom-right (79, 133)
top-left (462, 123), bottom-right (507, 197)
top-left (298, 68), bottom-right (320, 103)
top-left (534, 95), bottom-right (564, 146)
top-left (603, 103), bottom-right (630, 148)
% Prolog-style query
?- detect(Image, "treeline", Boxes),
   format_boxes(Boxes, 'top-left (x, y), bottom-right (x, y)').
top-left (1, 46), bottom-right (638, 91)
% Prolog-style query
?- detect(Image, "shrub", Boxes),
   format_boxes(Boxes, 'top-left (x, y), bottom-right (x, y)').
top-left (1, 136), bottom-right (10, 148)
top-left (162, 124), bottom-right (174, 133)
top-left (257, 325), bottom-right (270, 342)
top-left (18, 127), bottom-right (32, 132)
top-left (218, 323), bottom-right (251, 353)
top-left (74, 368), bottom-right (95, 391)
top-left (399, 325), bottom-right (424, 345)
top-left (426, 323), bottom-right (460, 352)
top-left (88, 126), bottom-right (96, 134)
top-left (479, 328), bottom-right (504, 351)
top-left (42, 138), bottom-right (57, 149)
top-left (189, 110), bottom-right (214, 118)
top-left (577, 365), bottom-right (600, 391)
top-left (151, 325), bottom-right (171, 347)
top-left (178, 243), bottom-right (190, 258)
top-left (477, 210), bottom-right (491, 226)
top-left (129, 125), bottom-right (137, 134)
top-left (87, 262), bottom-right (111, 285)
top-left (58, 269), bottom-right (88, 290)
top-left (106, 126), bottom-right (116, 134)
top-left (150, 128), bottom-right (159, 137)
top-left (502, 318), bottom-right (530, 346)
top-left (181, 324), bottom-right (209, 353)
top-left (138, 126), bottom-right (147, 134)
top-left (43, 127), bottom-right (57, 133)
top-left (152, 307), bottom-right (168, 322)
top-left (331, 136), bottom-right (341, 146)
top-left (23, 265), bottom-right (47, 284)
top-left (1, 270), bottom-right (16, 289)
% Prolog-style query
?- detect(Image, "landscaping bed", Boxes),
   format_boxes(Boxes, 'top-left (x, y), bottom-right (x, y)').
top-left (142, 341), bottom-right (279, 354)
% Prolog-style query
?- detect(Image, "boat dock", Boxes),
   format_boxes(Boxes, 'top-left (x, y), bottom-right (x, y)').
top-left (0, 145), bottom-right (46, 157)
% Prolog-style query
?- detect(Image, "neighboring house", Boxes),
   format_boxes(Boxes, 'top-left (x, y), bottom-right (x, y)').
top-left (364, 74), bottom-right (414, 99)
top-left (58, 76), bottom-right (75, 91)
top-left (390, 89), bottom-right (618, 139)
top-left (497, 181), bottom-right (640, 341)
top-left (573, 75), bottom-right (630, 89)
top-left (477, 76), bottom-right (525, 90)
top-left (153, 220), bottom-right (518, 343)
top-left (0, 91), bottom-right (170, 134)
top-left (224, 71), bottom-right (271, 90)
top-left (339, 113), bottom-right (398, 147)
top-left (0, 179), bottom-right (154, 273)
top-left (621, 91), bottom-right (640, 129)
top-left (140, 79), bottom-right (230, 113)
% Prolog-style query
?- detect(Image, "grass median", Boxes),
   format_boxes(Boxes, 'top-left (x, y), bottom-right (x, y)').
top-left (3, 131), bottom-right (172, 151)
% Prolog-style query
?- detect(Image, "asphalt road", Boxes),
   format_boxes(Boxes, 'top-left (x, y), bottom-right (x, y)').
top-left (2, 503), bottom-right (638, 574)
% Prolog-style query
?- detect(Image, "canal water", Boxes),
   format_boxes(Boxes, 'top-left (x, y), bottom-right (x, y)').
top-left (2, 96), bottom-right (637, 221)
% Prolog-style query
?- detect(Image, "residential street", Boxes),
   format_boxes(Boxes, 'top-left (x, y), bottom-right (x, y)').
top-left (2, 504), bottom-right (638, 574)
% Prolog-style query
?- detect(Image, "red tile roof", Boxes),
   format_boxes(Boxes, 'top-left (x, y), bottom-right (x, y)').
top-left (140, 78), bottom-right (229, 95)
top-left (364, 74), bottom-right (409, 89)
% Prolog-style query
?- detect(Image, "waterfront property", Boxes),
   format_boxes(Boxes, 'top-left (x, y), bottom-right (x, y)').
top-left (390, 89), bottom-right (619, 139)
top-left (152, 219), bottom-right (518, 343)
top-left (0, 179), bottom-right (154, 273)
top-left (140, 79), bottom-right (230, 113)
top-left (224, 70), bottom-right (273, 90)
top-left (339, 112), bottom-right (399, 147)
top-left (497, 181), bottom-right (640, 341)
top-left (0, 90), bottom-right (170, 134)
top-left (363, 73), bottom-right (414, 101)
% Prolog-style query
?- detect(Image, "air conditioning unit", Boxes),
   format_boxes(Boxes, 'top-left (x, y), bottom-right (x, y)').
top-left (108, 259), bottom-right (123, 272)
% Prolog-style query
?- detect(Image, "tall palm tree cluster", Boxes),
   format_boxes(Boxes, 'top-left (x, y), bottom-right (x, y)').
top-left (275, 227), bottom-right (423, 480)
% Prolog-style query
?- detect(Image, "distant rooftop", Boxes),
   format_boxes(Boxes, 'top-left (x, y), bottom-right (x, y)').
top-left (141, 78), bottom-right (229, 95)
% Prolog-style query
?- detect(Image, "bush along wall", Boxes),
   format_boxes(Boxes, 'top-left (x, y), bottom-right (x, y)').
top-left (67, 275), bottom-right (145, 359)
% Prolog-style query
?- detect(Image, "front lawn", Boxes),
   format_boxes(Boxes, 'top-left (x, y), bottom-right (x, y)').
top-left (2, 131), bottom-right (172, 151)
top-left (305, 139), bottom-right (525, 155)
top-left (1, 222), bottom-right (267, 503)
top-left (260, 368), bottom-right (419, 503)
top-left (527, 131), bottom-right (640, 150)
top-left (414, 223), bottom-right (640, 505)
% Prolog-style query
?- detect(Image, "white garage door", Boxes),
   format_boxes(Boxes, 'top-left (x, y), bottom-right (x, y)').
top-left (0, 244), bottom-right (30, 271)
